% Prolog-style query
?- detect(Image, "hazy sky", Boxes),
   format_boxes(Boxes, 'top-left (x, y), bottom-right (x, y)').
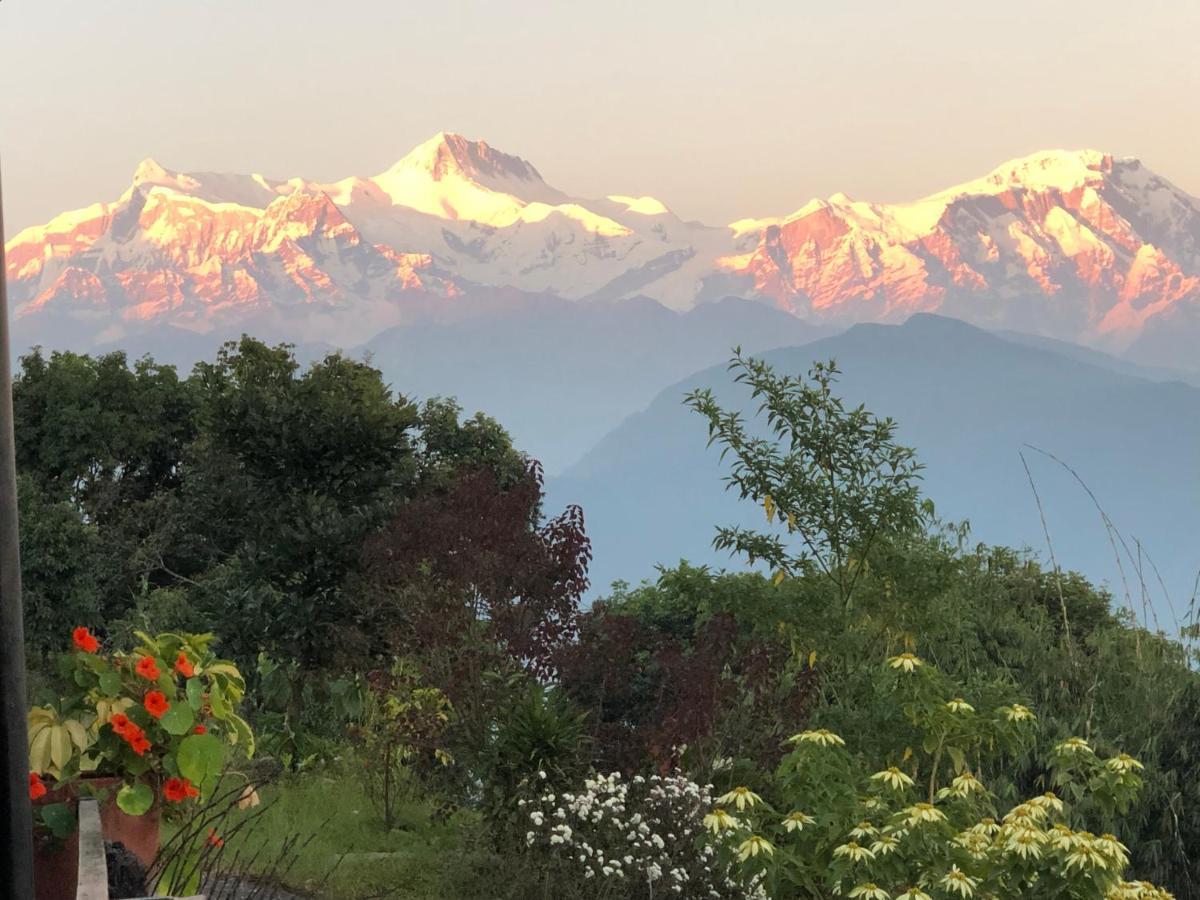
top-left (2, 0), bottom-right (1198, 232)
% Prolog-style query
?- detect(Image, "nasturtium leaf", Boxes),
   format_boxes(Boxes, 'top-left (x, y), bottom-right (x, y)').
top-left (160, 702), bottom-right (195, 736)
top-left (116, 782), bottom-right (154, 816)
top-left (40, 802), bottom-right (77, 839)
top-left (99, 672), bottom-right (122, 696)
top-left (177, 733), bottom-right (225, 796)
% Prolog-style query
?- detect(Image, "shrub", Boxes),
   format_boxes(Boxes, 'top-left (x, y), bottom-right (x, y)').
top-left (519, 770), bottom-right (756, 899)
top-left (355, 658), bottom-right (455, 829)
top-left (705, 651), bottom-right (1170, 899)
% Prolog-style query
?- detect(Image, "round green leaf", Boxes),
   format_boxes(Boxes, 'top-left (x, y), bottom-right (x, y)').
top-left (160, 701), bottom-right (195, 737)
top-left (116, 782), bottom-right (155, 816)
top-left (176, 733), bottom-right (225, 795)
top-left (99, 672), bottom-right (122, 696)
top-left (40, 802), bottom-right (77, 839)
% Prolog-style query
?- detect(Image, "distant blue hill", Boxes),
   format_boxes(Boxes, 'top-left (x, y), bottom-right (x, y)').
top-left (549, 314), bottom-right (1200, 628)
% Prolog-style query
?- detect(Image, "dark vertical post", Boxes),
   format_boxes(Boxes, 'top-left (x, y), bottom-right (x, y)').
top-left (0, 167), bottom-right (34, 898)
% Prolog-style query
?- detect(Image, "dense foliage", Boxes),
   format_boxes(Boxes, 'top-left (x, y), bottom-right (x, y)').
top-left (18, 344), bottom-right (1200, 899)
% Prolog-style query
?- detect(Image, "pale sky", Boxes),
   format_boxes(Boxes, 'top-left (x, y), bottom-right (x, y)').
top-left (2, 0), bottom-right (1197, 233)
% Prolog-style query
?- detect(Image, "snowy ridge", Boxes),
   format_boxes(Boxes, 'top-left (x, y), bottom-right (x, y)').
top-left (6, 136), bottom-right (1200, 361)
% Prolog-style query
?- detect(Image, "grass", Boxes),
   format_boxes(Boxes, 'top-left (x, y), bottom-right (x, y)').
top-left (176, 762), bottom-right (499, 899)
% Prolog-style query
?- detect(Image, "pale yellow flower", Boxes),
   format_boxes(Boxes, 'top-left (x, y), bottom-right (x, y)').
top-left (1005, 826), bottom-right (1046, 860)
top-left (1029, 791), bottom-right (1064, 815)
top-left (954, 830), bottom-right (991, 859)
top-left (849, 820), bottom-right (879, 840)
top-left (1047, 824), bottom-right (1084, 852)
top-left (832, 841), bottom-right (876, 864)
top-left (870, 833), bottom-right (902, 856)
top-left (788, 728), bottom-right (846, 748)
top-left (888, 652), bottom-right (924, 674)
top-left (1066, 840), bottom-right (1112, 872)
top-left (716, 786), bottom-right (762, 812)
top-left (900, 802), bottom-right (947, 827)
top-left (1055, 737), bottom-right (1094, 756)
top-left (946, 698), bottom-right (975, 714)
top-left (702, 807), bottom-right (739, 834)
top-left (940, 865), bottom-right (980, 897)
top-left (736, 835), bottom-right (775, 862)
top-left (849, 884), bottom-right (890, 900)
top-left (969, 817), bottom-right (1000, 837)
top-left (782, 811), bottom-right (815, 833)
top-left (944, 772), bottom-right (984, 798)
top-left (896, 890), bottom-right (933, 900)
top-left (1095, 833), bottom-right (1131, 868)
top-left (870, 767), bottom-right (915, 791)
top-left (1105, 753), bottom-right (1145, 775)
top-left (999, 704), bottom-right (1036, 722)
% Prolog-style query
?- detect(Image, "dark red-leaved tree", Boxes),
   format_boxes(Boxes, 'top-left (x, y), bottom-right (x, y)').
top-left (358, 461), bottom-right (591, 680)
top-left (558, 608), bottom-right (817, 774)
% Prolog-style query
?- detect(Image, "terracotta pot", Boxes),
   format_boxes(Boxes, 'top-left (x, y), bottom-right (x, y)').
top-left (32, 784), bottom-right (79, 900)
top-left (78, 775), bottom-right (162, 868)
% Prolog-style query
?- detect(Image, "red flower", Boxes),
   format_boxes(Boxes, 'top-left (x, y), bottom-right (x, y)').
top-left (110, 713), bottom-right (133, 736)
top-left (120, 723), bottom-right (151, 756)
top-left (29, 772), bottom-right (47, 801)
top-left (143, 691), bottom-right (169, 719)
top-left (207, 828), bottom-right (224, 848)
top-left (163, 777), bottom-right (198, 803)
top-left (72, 627), bottom-right (99, 654)
top-left (193, 724), bottom-right (207, 735)
top-left (174, 653), bottom-right (195, 678)
top-left (135, 656), bottom-right (161, 681)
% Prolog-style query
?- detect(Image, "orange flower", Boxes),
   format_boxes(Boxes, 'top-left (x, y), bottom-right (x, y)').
top-left (174, 652), bottom-right (195, 678)
top-left (207, 828), bottom-right (224, 848)
top-left (72, 627), bottom-right (99, 654)
top-left (29, 772), bottom-right (47, 801)
top-left (193, 724), bottom-right (207, 735)
top-left (135, 656), bottom-right (161, 681)
top-left (163, 777), bottom-right (198, 803)
top-left (110, 713), bottom-right (133, 736)
top-left (143, 691), bottom-right (169, 719)
top-left (121, 723), bottom-right (151, 756)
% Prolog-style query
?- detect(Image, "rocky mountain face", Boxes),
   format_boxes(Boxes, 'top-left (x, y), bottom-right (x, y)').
top-left (6, 136), bottom-right (1200, 365)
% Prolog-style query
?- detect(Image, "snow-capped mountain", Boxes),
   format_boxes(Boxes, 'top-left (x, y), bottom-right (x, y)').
top-left (714, 150), bottom-right (1200, 354)
top-left (6, 135), bottom-right (1200, 364)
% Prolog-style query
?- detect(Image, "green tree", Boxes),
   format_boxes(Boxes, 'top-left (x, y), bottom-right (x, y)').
top-left (685, 352), bottom-right (924, 608)
top-left (17, 475), bottom-right (104, 668)
top-left (13, 349), bottom-right (196, 633)
top-left (176, 337), bottom-right (418, 715)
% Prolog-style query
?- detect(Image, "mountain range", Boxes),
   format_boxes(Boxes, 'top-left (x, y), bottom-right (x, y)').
top-left (7, 134), bottom-right (1200, 370)
top-left (5, 136), bottom-right (1199, 614)
top-left (548, 315), bottom-right (1200, 619)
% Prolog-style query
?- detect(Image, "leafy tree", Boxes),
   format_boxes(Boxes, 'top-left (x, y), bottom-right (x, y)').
top-left (176, 338), bottom-right (417, 712)
top-left (414, 397), bottom-right (529, 492)
top-left (359, 461), bottom-right (590, 678)
top-left (13, 348), bottom-right (195, 518)
top-left (14, 349), bottom-right (197, 631)
top-left (17, 475), bottom-right (104, 667)
top-left (686, 353), bottom-right (924, 608)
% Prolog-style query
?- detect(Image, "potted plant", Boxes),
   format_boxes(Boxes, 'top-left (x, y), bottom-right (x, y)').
top-left (28, 626), bottom-right (255, 871)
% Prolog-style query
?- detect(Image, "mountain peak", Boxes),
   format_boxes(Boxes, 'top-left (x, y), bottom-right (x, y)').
top-left (390, 132), bottom-right (545, 185)
top-left (975, 148), bottom-right (1117, 194)
top-left (131, 157), bottom-right (197, 193)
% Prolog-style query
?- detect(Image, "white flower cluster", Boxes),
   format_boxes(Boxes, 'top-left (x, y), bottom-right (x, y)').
top-left (520, 770), bottom-right (757, 899)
